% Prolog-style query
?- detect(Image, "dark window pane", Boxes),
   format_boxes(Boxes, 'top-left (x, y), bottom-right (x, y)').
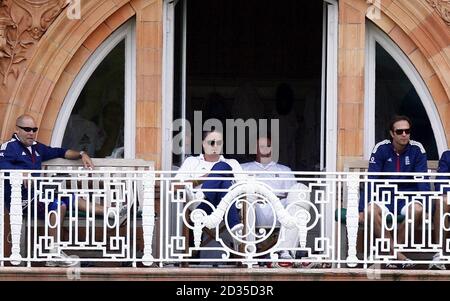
top-left (175, 0), bottom-right (323, 171)
top-left (375, 42), bottom-right (438, 160)
top-left (62, 40), bottom-right (125, 158)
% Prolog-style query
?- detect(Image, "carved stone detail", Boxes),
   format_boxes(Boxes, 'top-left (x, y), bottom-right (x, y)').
top-left (426, 0), bottom-right (450, 26)
top-left (0, 0), bottom-right (68, 85)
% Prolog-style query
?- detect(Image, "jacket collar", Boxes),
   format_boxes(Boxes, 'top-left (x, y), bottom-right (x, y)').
top-left (13, 133), bottom-right (37, 148)
top-left (390, 140), bottom-right (411, 155)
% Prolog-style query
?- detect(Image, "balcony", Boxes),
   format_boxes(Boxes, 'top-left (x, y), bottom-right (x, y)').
top-left (1, 168), bottom-right (450, 280)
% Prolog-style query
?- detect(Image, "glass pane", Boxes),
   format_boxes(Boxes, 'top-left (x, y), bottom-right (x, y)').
top-left (375, 42), bottom-right (438, 160)
top-left (62, 40), bottom-right (125, 158)
top-left (179, 0), bottom-right (323, 171)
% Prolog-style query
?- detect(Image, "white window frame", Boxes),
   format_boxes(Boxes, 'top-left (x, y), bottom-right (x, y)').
top-left (162, 0), bottom-right (175, 170)
top-left (321, 0), bottom-right (339, 172)
top-left (318, 0), bottom-right (340, 246)
top-left (162, 0), bottom-right (187, 170)
top-left (364, 22), bottom-right (447, 158)
top-left (51, 19), bottom-right (137, 158)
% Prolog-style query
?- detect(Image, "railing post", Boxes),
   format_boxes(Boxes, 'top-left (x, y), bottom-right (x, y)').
top-left (141, 172), bottom-right (155, 266)
top-left (298, 208), bottom-right (309, 249)
top-left (346, 174), bottom-right (359, 267)
top-left (9, 171), bottom-right (23, 265)
top-left (191, 210), bottom-right (204, 248)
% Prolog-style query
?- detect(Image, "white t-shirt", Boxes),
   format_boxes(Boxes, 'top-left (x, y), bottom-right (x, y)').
top-left (241, 161), bottom-right (298, 226)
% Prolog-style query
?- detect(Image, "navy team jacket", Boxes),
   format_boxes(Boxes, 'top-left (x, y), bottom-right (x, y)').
top-left (436, 150), bottom-right (450, 194)
top-left (358, 139), bottom-right (430, 212)
top-left (0, 134), bottom-right (67, 208)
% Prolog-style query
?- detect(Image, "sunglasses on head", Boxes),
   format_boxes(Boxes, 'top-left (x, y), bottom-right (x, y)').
top-left (206, 140), bottom-right (223, 146)
top-left (394, 128), bottom-right (411, 135)
top-left (17, 125), bottom-right (38, 133)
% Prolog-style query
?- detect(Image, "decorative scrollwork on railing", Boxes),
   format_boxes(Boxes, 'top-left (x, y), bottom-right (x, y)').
top-left (177, 180), bottom-right (317, 266)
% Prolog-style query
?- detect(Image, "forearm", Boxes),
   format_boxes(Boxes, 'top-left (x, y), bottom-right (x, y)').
top-left (64, 150), bottom-right (94, 168)
top-left (64, 149), bottom-right (83, 160)
top-left (174, 175), bottom-right (208, 192)
top-left (192, 173), bottom-right (210, 186)
top-left (174, 179), bottom-right (202, 190)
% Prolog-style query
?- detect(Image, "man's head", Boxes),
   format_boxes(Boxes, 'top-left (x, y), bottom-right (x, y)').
top-left (256, 135), bottom-right (272, 164)
top-left (389, 115), bottom-right (412, 151)
top-left (15, 114), bottom-right (38, 147)
top-left (202, 129), bottom-right (223, 157)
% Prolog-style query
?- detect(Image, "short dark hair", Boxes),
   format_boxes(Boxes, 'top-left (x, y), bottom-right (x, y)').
top-left (202, 127), bottom-right (222, 141)
top-left (389, 115), bottom-right (412, 132)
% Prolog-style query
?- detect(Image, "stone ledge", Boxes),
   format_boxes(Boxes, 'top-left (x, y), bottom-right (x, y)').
top-left (0, 267), bottom-right (450, 281)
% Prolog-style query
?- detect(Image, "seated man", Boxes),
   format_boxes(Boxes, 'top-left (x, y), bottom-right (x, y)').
top-left (359, 115), bottom-right (429, 269)
top-left (175, 129), bottom-right (244, 255)
top-left (0, 114), bottom-right (127, 267)
top-left (241, 135), bottom-right (311, 268)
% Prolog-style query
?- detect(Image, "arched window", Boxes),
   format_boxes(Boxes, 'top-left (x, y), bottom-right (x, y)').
top-left (51, 19), bottom-right (136, 158)
top-left (364, 22), bottom-right (446, 159)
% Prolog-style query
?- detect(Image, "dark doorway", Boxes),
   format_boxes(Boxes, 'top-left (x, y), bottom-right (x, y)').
top-left (174, 0), bottom-right (324, 171)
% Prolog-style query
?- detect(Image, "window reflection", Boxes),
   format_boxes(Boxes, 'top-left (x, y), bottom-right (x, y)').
top-left (62, 40), bottom-right (125, 158)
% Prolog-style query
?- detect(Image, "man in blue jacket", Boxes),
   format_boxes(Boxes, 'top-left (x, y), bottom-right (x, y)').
top-left (0, 114), bottom-right (125, 267)
top-left (359, 115), bottom-right (429, 268)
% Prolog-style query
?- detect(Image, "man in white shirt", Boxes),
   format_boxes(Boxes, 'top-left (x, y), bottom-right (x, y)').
top-left (241, 135), bottom-right (311, 268)
top-left (175, 129), bottom-right (243, 235)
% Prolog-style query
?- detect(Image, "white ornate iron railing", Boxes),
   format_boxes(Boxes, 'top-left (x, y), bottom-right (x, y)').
top-left (0, 169), bottom-right (155, 268)
top-left (0, 169), bottom-right (449, 270)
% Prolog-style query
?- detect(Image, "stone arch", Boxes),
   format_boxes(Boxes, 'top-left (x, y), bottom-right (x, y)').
top-left (38, 3), bottom-right (137, 144)
top-left (338, 0), bottom-right (450, 167)
top-left (371, 0), bottom-right (450, 143)
top-left (1, 0), bottom-right (139, 143)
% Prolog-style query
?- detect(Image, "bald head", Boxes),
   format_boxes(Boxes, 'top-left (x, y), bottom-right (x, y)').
top-left (15, 114), bottom-right (38, 147)
top-left (16, 114), bottom-right (36, 126)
